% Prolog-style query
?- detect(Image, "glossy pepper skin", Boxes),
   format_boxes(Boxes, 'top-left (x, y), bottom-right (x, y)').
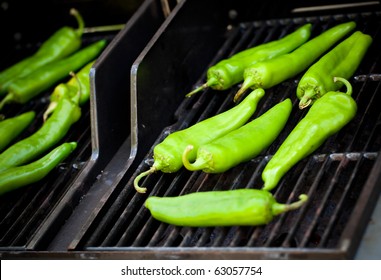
top-left (145, 189), bottom-right (308, 227)
top-left (43, 60), bottom-right (94, 121)
top-left (262, 77), bottom-right (357, 191)
top-left (297, 31), bottom-right (372, 109)
top-left (0, 91), bottom-right (81, 173)
top-left (0, 111), bottom-right (35, 152)
top-left (0, 40), bottom-right (106, 111)
top-left (134, 88), bottom-right (265, 193)
top-left (182, 98), bottom-right (292, 173)
top-left (234, 21), bottom-right (356, 102)
top-left (0, 8), bottom-right (85, 95)
top-left (0, 142), bottom-right (77, 196)
top-left (185, 23), bottom-right (312, 97)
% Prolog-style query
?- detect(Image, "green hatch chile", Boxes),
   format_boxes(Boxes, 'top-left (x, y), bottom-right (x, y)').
top-left (134, 88), bottom-right (265, 193)
top-left (262, 77), bottom-right (357, 191)
top-left (0, 111), bottom-right (35, 152)
top-left (182, 98), bottom-right (292, 173)
top-left (0, 40), bottom-right (106, 111)
top-left (43, 60), bottom-right (94, 120)
top-left (185, 23), bottom-right (312, 97)
top-left (297, 31), bottom-right (372, 109)
top-left (145, 189), bottom-right (308, 227)
top-left (0, 8), bottom-right (85, 95)
top-left (234, 21), bottom-right (356, 102)
top-left (0, 142), bottom-right (77, 196)
top-left (0, 89), bottom-right (81, 173)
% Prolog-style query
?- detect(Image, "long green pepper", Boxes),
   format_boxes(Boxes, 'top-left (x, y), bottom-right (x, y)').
top-left (0, 142), bottom-right (77, 196)
top-left (297, 31), bottom-right (372, 109)
top-left (0, 8), bottom-right (85, 95)
top-left (234, 21), bottom-right (356, 102)
top-left (0, 111), bottom-right (35, 152)
top-left (134, 88), bottom-right (265, 193)
top-left (182, 98), bottom-right (292, 173)
top-left (145, 189), bottom-right (308, 227)
top-left (0, 90), bottom-right (81, 173)
top-left (0, 40), bottom-right (106, 111)
top-left (185, 23), bottom-right (312, 97)
top-left (262, 77), bottom-right (357, 191)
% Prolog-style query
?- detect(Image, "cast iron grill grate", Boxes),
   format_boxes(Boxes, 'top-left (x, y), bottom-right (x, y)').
top-left (75, 12), bottom-right (381, 258)
top-left (0, 33), bottom-right (116, 250)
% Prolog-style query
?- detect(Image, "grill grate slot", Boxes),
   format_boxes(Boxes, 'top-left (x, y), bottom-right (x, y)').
top-left (0, 35), bottom-right (114, 250)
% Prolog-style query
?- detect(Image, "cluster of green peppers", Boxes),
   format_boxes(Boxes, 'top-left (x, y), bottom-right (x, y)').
top-left (143, 20), bottom-right (372, 228)
top-left (0, 9), bottom-right (106, 195)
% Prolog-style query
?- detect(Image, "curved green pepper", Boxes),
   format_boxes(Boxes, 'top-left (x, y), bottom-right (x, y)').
top-left (234, 21), bottom-right (356, 102)
top-left (0, 40), bottom-right (106, 111)
top-left (0, 111), bottom-right (35, 152)
top-left (185, 23), bottom-right (312, 97)
top-left (43, 60), bottom-right (94, 121)
top-left (0, 91), bottom-right (81, 173)
top-left (182, 98), bottom-right (292, 173)
top-left (134, 88), bottom-right (265, 193)
top-left (0, 142), bottom-right (77, 196)
top-left (0, 8), bottom-right (85, 95)
top-left (145, 189), bottom-right (308, 227)
top-left (262, 77), bottom-right (357, 191)
top-left (297, 31), bottom-right (372, 109)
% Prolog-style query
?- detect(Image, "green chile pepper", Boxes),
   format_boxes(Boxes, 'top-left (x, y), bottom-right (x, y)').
top-left (234, 21), bottom-right (356, 102)
top-left (0, 91), bottom-right (81, 173)
top-left (145, 189), bottom-right (308, 227)
top-left (185, 23), bottom-right (312, 97)
top-left (134, 88), bottom-right (265, 193)
top-left (0, 142), bottom-right (77, 196)
top-left (262, 77), bottom-right (357, 191)
top-left (43, 60), bottom-right (94, 120)
top-left (182, 98), bottom-right (292, 173)
top-left (297, 31), bottom-right (372, 109)
top-left (0, 8), bottom-right (85, 95)
top-left (0, 111), bottom-right (35, 152)
top-left (0, 40), bottom-right (106, 111)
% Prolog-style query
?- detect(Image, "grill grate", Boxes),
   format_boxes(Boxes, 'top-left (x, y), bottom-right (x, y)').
top-left (71, 12), bottom-right (381, 259)
top-left (0, 34), bottom-right (116, 250)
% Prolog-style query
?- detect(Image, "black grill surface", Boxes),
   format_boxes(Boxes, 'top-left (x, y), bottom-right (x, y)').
top-left (62, 11), bottom-right (381, 259)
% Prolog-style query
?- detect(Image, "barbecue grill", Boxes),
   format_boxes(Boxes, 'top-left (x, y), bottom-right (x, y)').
top-left (1, 0), bottom-right (381, 260)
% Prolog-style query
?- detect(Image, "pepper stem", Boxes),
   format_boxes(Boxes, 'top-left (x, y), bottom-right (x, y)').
top-left (182, 145), bottom-right (209, 171)
top-left (298, 88), bottom-right (316, 109)
top-left (70, 8), bottom-right (85, 37)
top-left (233, 76), bottom-right (256, 103)
top-left (334, 77), bottom-right (352, 96)
top-left (272, 194), bottom-right (308, 216)
top-left (0, 93), bottom-right (14, 112)
top-left (134, 166), bottom-right (156, 193)
top-left (185, 77), bottom-right (218, 98)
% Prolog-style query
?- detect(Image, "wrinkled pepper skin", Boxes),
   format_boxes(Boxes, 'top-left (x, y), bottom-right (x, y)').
top-left (297, 31), bottom-right (372, 109)
top-left (134, 88), bottom-right (265, 193)
top-left (182, 98), bottom-right (292, 173)
top-left (145, 189), bottom-right (308, 227)
top-left (0, 142), bottom-right (77, 196)
top-left (262, 77), bottom-right (357, 191)
top-left (0, 8), bottom-right (84, 95)
top-left (0, 40), bottom-right (106, 111)
top-left (0, 95), bottom-right (81, 173)
top-left (185, 23), bottom-right (312, 97)
top-left (0, 111), bottom-right (35, 152)
top-left (234, 21), bottom-right (356, 102)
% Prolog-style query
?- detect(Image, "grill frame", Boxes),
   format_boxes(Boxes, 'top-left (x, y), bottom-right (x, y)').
top-left (40, 0), bottom-right (381, 259)
top-left (1, 0), bottom-right (381, 260)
